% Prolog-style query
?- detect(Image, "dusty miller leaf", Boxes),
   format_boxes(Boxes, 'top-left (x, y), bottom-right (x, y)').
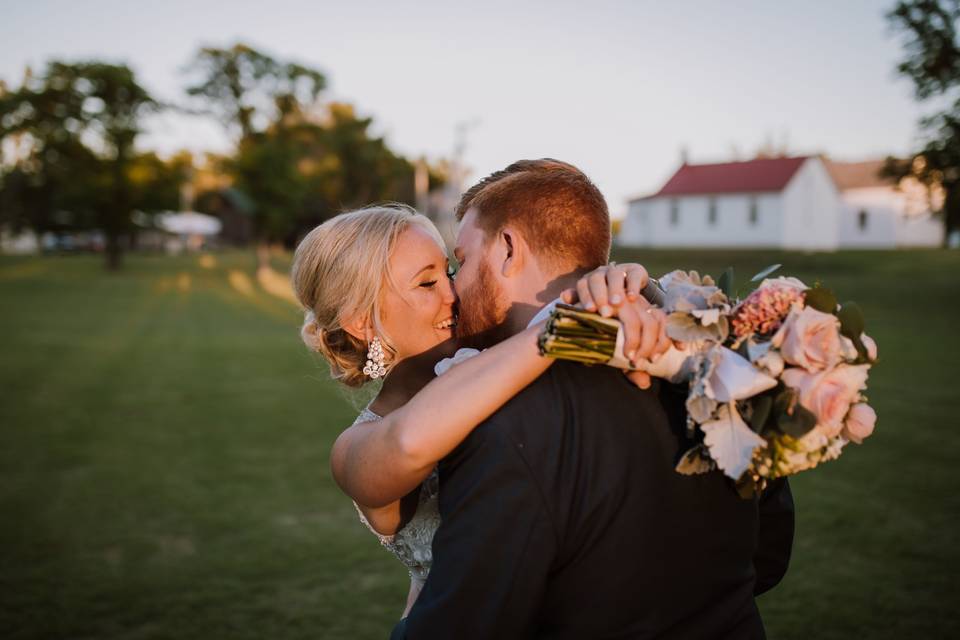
top-left (701, 404), bottom-right (766, 480)
top-left (750, 263), bottom-right (782, 282)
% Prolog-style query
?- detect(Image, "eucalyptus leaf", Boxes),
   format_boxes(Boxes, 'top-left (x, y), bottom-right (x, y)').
top-left (773, 387), bottom-right (798, 422)
top-left (804, 286), bottom-right (838, 313)
top-left (675, 445), bottom-right (715, 475)
top-left (749, 395), bottom-right (774, 433)
top-left (837, 301), bottom-right (865, 338)
top-left (750, 263), bottom-right (782, 282)
top-left (777, 401), bottom-right (818, 438)
top-left (718, 267), bottom-right (735, 298)
top-left (852, 335), bottom-right (869, 362)
top-left (736, 477), bottom-right (758, 500)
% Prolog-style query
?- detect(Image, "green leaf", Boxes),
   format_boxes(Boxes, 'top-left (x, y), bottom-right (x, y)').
top-left (750, 263), bottom-right (782, 282)
top-left (675, 445), bottom-right (714, 475)
top-left (804, 286), bottom-right (838, 313)
top-left (718, 267), bottom-right (735, 298)
top-left (735, 476), bottom-right (758, 500)
top-left (771, 386), bottom-right (817, 438)
top-left (837, 301), bottom-right (866, 339)
top-left (749, 395), bottom-right (774, 433)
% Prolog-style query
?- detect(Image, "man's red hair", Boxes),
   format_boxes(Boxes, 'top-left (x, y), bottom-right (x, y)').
top-left (455, 159), bottom-right (611, 271)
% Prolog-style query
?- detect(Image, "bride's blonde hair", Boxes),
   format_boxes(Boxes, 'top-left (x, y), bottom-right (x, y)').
top-left (291, 204), bottom-right (446, 387)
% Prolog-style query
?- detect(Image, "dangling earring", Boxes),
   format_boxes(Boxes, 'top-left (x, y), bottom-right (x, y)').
top-left (363, 336), bottom-right (388, 379)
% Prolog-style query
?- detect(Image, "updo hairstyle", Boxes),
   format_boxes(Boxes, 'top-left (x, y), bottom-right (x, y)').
top-left (291, 204), bottom-right (446, 387)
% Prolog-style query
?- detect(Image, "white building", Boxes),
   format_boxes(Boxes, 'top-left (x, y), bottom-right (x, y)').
top-left (619, 156), bottom-right (943, 250)
top-left (827, 159), bottom-right (943, 248)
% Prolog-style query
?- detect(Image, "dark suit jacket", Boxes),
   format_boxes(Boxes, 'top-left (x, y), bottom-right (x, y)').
top-left (391, 362), bottom-right (793, 639)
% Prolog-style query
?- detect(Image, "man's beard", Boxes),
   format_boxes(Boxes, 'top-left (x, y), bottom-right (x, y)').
top-left (455, 260), bottom-right (512, 350)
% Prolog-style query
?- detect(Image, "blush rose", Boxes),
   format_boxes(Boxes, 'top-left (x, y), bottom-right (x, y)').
top-left (772, 306), bottom-right (844, 372)
top-left (842, 403), bottom-right (877, 444)
top-left (781, 364), bottom-right (870, 437)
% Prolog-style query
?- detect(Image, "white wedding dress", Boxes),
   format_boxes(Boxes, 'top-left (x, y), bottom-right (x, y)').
top-left (351, 407), bottom-right (441, 588)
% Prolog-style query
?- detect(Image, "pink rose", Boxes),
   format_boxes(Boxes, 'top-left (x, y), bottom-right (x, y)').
top-left (842, 403), bottom-right (876, 444)
top-left (861, 334), bottom-right (878, 361)
top-left (772, 306), bottom-right (844, 372)
top-left (781, 364), bottom-right (870, 437)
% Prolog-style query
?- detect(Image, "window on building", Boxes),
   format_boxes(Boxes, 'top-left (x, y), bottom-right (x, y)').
top-left (749, 198), bottom-right (758, 226)
top-left (708, 198), bottom-right (717, 225)
top-left (858, 209), bottom-right (869, 231)
top-left (670, 200), bottom-right (679, 226)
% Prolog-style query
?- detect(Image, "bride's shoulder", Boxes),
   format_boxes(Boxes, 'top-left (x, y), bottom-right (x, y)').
top-left (353, 406), bottom-right (382, 426)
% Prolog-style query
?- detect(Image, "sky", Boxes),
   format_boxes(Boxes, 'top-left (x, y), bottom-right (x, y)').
top-left (0, 0), bottom-right (926, 217)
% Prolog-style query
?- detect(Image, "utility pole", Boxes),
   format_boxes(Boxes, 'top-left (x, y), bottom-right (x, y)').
top-left (438, 118), bottom-right (480, 246)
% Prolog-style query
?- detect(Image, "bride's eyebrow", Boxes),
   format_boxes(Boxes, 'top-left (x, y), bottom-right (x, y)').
top-left (410, 264), bottom-right (436, 281)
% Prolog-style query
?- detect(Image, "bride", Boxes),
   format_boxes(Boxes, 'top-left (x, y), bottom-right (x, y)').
top-left (291, 204), bottom-right (667, 617)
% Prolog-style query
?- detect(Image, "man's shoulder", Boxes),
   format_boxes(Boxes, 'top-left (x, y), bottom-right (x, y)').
top-left (459, 361), bottom-right (652, 450)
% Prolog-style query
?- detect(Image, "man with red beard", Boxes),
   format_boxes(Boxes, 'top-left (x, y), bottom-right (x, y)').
top-left (391, 159), bottom-right (794, 640)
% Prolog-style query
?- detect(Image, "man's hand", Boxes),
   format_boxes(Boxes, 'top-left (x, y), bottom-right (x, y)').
top-left (562, 264), bottom-right (671, 390)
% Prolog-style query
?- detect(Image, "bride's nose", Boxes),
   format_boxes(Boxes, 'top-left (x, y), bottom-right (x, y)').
top-left (439, 273), bottom-right (456, 304)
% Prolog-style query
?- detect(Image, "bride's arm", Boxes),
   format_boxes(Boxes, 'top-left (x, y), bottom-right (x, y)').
top-left (334, 263), bottom-right (666, 511)
top-left (331, 323), bottom-right (550, 509)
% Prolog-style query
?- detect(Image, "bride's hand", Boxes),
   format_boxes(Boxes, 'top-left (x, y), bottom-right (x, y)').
top-left (563, 263), bottom-right (650, 314)
top-left (561, 263), bottom-right (671, 390)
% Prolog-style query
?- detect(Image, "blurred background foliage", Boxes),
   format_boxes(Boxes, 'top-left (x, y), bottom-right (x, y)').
top-left (0, 43), bottom-right (447, 270)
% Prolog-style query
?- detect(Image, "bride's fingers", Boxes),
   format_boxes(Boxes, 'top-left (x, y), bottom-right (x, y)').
top-left (560, 288), bottom-right (579, 305)
top-left (605, 266), bottom-right (627, 306)
top-left (653, 312), bottom-right (672, 357)
top-left (587, 269), bottom-right (612, 316)
top-left (624, 264), bottom-right (649, 302)
top-left (637, 308), bottom-right (660, 360)
top-left (617, 301), bottom-right (642, 362)
top-left (625, 369), bottom-right (652, 390)
top-left (576, 278), bottom-right (596, 311)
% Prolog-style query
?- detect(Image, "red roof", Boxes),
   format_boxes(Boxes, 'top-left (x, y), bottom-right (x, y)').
top-left (824, 159), bottom-right (896, 190)
top-left (652, 156), bottom-right (809, 197)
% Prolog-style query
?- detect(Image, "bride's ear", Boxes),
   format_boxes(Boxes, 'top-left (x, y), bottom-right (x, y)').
top-left (499, 226), bottom-right (527, 278)
top-left (341, 314), bottom-right (372, 343)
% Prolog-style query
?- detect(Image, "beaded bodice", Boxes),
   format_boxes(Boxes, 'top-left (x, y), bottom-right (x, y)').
top-left (351, 407), bottom-right (440, 584)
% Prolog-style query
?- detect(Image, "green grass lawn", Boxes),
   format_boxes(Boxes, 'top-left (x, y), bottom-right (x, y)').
top-left (0, 248), bottom-right (957, 639)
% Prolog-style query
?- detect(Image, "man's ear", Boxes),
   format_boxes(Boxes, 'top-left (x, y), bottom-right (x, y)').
top-left (499, 226), bottom-right (527, 278)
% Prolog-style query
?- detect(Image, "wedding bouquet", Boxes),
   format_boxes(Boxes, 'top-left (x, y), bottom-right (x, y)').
top-left (538, 266), bottom-right (879, 497)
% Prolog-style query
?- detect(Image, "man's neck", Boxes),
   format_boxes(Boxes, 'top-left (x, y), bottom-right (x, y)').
top-left (504, 269), bottom-right (587, 334)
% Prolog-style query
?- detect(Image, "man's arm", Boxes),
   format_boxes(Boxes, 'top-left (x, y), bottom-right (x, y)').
top-left (391, 416), bottom-right (557, 639)
top-left (754, 477), bottom-right (795, 595)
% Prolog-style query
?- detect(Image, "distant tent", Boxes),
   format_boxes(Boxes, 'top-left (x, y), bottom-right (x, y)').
top-left (156, 211), bottom-right (223, 236)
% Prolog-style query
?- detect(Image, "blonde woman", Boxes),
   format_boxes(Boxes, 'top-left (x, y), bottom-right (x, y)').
top-left (291, 204), bottom-right (664, 618)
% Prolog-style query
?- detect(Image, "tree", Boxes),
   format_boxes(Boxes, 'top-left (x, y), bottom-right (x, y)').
top-left (0, 61), bottom-right (160, 268)
top-left (183, 43), bottom-right (326, 143)
top-left (886, 0), bottom-right (960, 243)
top-left (183, 43), bottom-right (449, 251)
top-left (223, 101), bottom-right (422, 246)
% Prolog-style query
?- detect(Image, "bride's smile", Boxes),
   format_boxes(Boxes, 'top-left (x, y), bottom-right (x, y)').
top-left (377, 224), bottom-right (458, 360)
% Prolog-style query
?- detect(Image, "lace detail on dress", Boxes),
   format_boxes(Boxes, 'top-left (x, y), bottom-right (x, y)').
top-left (350, 407), bottom-right (440, 583)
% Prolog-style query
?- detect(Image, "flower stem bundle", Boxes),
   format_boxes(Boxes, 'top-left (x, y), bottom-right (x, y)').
top-left (538, 304), bottom-right (621, 365)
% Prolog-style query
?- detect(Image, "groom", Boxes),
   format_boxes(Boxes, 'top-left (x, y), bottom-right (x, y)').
top-left (390, 159), bottom-right (795, 639)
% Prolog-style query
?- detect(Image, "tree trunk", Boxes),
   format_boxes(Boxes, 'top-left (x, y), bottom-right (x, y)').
top-left (104, 149), bottom-right (131, 271)
top-left (105, 231), bottom-right (123, 270)
top-left (944, 182), bottom-right (960, 248)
